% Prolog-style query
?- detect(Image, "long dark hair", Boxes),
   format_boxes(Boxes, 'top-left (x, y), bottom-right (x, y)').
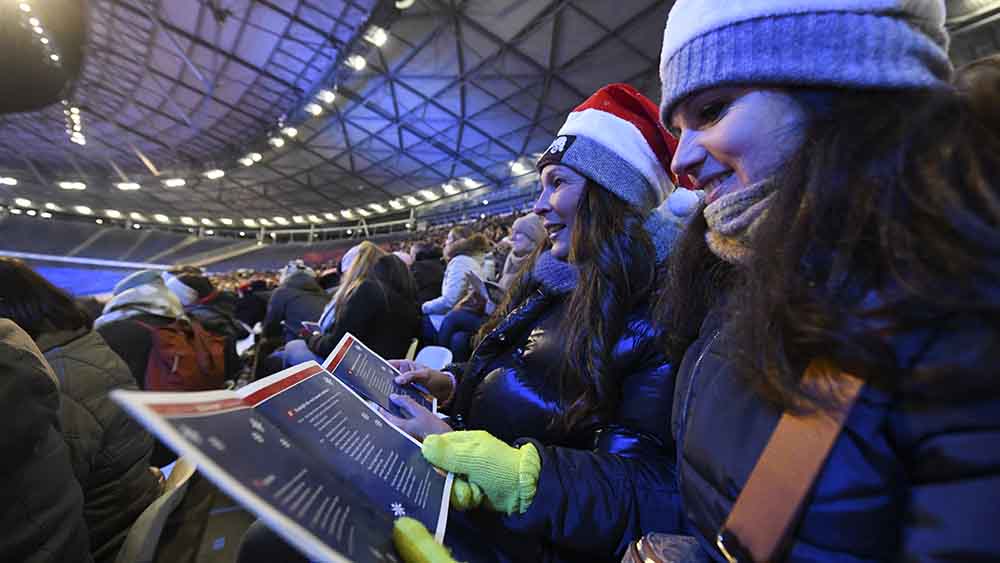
top-left (662, 75), bottom-right (1000, 411)
top-left (478, 184), bottom-right (657, 432)
top-left (0, 257), bottom-right (90, 340)
top-left (371, 253), bottom-right (417, 304)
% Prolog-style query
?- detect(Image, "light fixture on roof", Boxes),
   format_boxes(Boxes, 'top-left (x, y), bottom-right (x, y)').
top-left (40, 211), bottom-right (52, 219)
top-left (116, 182), bottom-right (141, 191)
top-left (364, 26), bottom-right (388, 47)
top-left (323, 212), bottom-right (338, 221)
top-left (388, 199), bottom-right (405, 210)
top-left (0, 177), bottom-right (17, 186)
top-left (273, 217), bottom-right (290, 225)
top-left (75, 205), bottom-right (93, 215)
top-left (14, 198), bottom-right (32, 208)
top-left (18, 3), bottom-right (31, 13)
top-left (201, 218), bottom-right (215, 226)
top-left (105, 209), bottom-right (123, 219)
top-left (368, 203), bottom-right (387, 213)
top-left (154, 214), bottom-right (170, 223)
top-left (419, 189), bottom-right (440, 201)
top-left (346, 55), bottom-right (367, 71)
top-left (132, 224), bottom-right (142, 230)
top-left (395, 0), bottom-right (415, 9)
top-left (346, 229), bottom-right (353, 235)
top-left (239, 231), bottom-right (246, 237)
top-left (28, 17), bottom-right (39, 26)
top-left (317, 90), bottom-right (336, 104)
top-left (356, 208), bottom-right (371, 217)
top-left (340, 210), bottom-right (355, 219)
top-left (281, 127), bottom-right (298, 138)
top-left (510, 161), bottom-right (530, 176)
top-left (462, 177), bottom-right (481, 189)
top-left (9, 208), bottom-right (23, 215)
top-left (26, 209), bottom-right (37, 216)
top-left (239, 156), bottom-right (254, 167)
top-left (95, 218), bottom-right (103, 224)
top-left (258, 218), bottom-right (273, 227)
top-left (243, 218), bottom-right (257, 227)
top-left (164, 178), bottom-right (186, 187)
top-left (49, 54), bottom-right (59, 62)
top-left (58, 181), bottom-right (86, 190)
top-left (180, 217), bottom-right (196, 225)
top-left (220, 218), bottom-right (234, 226)
top-left (405, 195), bottom-right (422, 206)
top-left (305, 103), bottom-right (323, 117)
top-left (442, 182), bottom-right (460, 195)
top-left (205, 229), bottom-right (214, 235)
top-left (250, 152), bottom-right (263, 162)
top-left (482, 199), bottom-right (490, 205)
top-left (307, 214), bottom-right (322, 224)
top-left (292, 215), bottom-right (306, 224)
top-left (45, 202), bottom-right (61, 211)
top-left (268, 137), bottom-right (285, 149)
top-left (130, 212), bottom-right (146, 221)
top-left (204, 169), bottom-right (225, 180)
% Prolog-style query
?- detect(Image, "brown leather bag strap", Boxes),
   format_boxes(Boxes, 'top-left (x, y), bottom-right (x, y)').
top-left (716, 359), bottom-right (864, 562)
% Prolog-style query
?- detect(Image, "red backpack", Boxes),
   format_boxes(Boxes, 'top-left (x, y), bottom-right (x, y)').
top-left (136, 319), bottom-right (228, 391)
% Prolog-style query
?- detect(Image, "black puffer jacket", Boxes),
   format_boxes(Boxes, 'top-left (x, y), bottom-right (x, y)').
top-left (263, 273), bottom-right (328, 342)
top-left (39, 328), bottom-right (161, 563)
top-left (446, 252), bottom-right (681, 562)
top-left (672, 303), bottom-right (1000, 561)
top-left (0, 320), bottom-right (91, 563)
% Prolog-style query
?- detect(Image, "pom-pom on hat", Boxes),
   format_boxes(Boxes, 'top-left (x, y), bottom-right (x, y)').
top-left (659, 0), bottom-right (952, 121)
top-left (536, 83), bottom-right (682, 211)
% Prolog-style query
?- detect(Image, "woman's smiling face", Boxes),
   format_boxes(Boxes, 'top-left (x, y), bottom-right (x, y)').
top-left (668, 87), bottom-right (808, 205)
top-left (533, 164), bottom-right (587, 261)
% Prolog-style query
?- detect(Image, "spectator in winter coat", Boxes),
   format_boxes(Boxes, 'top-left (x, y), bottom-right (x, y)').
top-left (652, 2), bottom-right (1000, 560)
top-left (409, 242), bottom-right (445, 304)
top-left (234, 278), bottom-right (271, 327)
top-left (165, 273), bottom-right (250, 341)
top-left (420, 227), bottom-right (490, 316)
top-left (386, 84), bottom-right (691, 562)
top-left (0, 320), bottom-right (92, 563)
top-left (0, 258), bottom-right (161, 563)
top-left (261, 261), bottom-right (328, 343)
top-left (497, 214), bottom-right (546, 290)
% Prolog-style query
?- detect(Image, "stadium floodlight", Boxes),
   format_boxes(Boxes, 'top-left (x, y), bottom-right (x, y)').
top-left (364, 26), bottom-right (388, 47)
top-left (317, 90), bottom-right (336, 104)
top-left (220, 218), bottom-right (234, 226)
top-left (307, 214), bottom-right (322, 224)
top-left (368, 203), bottom-right (387, 213)
top-left (74, 205), bottom-right (93, 215)
top-left (164, 178), bottom-right (186, 187)
top-left (0, 177), bottom-right (17, 186)
top-left (292, 215), bottom-right (306, 224)
top-left (249, 152), bottom-right (263, 162)
top-left (105, 209), bottom-right (123, 218)
top-left (204, 169), bottom-right (225, 180)
top-left (205, 229), bottom-right (214, 235)
top-left (14, 198), bottom-right (31, 207)
top-left (116, 182), bottom-right (141, 191)
top-left (405, 195), bottom-right (422, 206)
top-left (305, 103), bottom-right (323, 116)
top-left (45, 202), bottom-right (61, 211)
top-left (180, 216), bottom-right (196, 225)
top-left (258, 218), bottom-right (273, 227)
top-left (58, 181), bottom-right (86, 190)
top-left (463, 177), bottom-right (480, 189)
top-left (347, 55), bottom-right (367, 71)
top-left (9, 208), bottom-right (22, 215)
top-left (388, 199), bottom-right (405, 210)
top-left (356, 208), bottom-right (371, 217)
top-left (200, 218), bottom-right (215, 226)
top-left (323, 213), bottom-right (338, 221)
top-left (340, 210), bottom-right (355, 219)
top-left (273, 217), bottom-right (290, 225)
top-left (239, 157), bottom-right (254, 167)
top-left (442, 183), bottom-right (460, 195)
top-left (243, 219), bottom-right (258, 227)
top-left (40, 211), bottom-right (52, 218)
top-left (268, 137), bottom-right (285, 149)
top-left (281, 127), bottom-right (298, 138)
top-left (25, 209), bottom-right (37, 216)
top-left (510, 161), bottom-right (530, 175)
top-left (419, 189), bottom-right (440, 201)
top-left (154, 214), bottom-right (170, 223)
top-left (130, 212), bottom-right (146, 221)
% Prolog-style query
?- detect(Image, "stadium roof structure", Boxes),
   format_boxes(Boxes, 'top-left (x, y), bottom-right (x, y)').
top-left (0, 0), bottom-right (998, 226)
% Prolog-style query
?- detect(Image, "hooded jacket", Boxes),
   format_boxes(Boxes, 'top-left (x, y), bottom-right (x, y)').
top-left (672, 302), bottom-right (1000, 561)
top-left (263, 272), bottom-right (328, 342)
top-left (0, 320), bottom-right (92, 563)
top-left (422, 234), bottom-right (491, 315)
top-left (445, 252), bottom-right (681, 562)
top-left (39, 328), bottom-right (161, 563)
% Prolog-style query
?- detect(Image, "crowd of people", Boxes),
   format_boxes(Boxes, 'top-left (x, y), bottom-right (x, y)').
top-left (3, 1), bottom-right (1000, 562)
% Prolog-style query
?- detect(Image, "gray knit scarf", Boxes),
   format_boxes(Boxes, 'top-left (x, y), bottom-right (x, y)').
top-left (703, 179), bottom-right (777, 265)
top-left (530, 251), bottom-right (578, 296)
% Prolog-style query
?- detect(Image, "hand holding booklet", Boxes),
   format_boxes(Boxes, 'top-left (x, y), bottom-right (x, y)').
top-left (112, 333), bottom-right (451, 563)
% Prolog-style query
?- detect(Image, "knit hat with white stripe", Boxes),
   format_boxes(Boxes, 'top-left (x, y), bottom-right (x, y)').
top-left (659, 0), bottom-right (952, 120)
top-left (537, 83), bottom-right (678, 211)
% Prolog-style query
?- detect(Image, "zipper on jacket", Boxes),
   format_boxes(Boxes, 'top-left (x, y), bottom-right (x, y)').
top-left (676, 329), bottom-right (721, 487)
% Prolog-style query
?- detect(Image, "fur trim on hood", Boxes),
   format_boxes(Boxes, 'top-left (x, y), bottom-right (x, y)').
top-left (446, 234), bottom-right (492, 260)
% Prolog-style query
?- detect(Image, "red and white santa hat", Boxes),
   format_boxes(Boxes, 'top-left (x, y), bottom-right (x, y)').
top-left (536, 83), bottom-right (688, 211)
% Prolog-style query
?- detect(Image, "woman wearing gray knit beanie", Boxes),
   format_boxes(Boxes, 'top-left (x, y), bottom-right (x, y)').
top-left (658, 0), bottom-right (1000, 561)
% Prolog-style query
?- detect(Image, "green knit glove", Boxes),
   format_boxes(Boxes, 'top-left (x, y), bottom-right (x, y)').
top-left (421, 430), bottom-right (540, 515)
top-left (392, 517), bottom-right (459, 563)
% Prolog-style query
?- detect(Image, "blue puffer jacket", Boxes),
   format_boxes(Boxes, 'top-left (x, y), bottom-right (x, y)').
top-left (443, 252), bottom-right (682, 563)
top-left (672, 304), bottom-right (1000, 561)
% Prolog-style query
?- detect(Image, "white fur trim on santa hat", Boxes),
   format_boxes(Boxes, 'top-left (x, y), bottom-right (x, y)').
top-left (558, 108), bottom-right (672, 196)
top-left (661, 0), bottom-right (946, 75)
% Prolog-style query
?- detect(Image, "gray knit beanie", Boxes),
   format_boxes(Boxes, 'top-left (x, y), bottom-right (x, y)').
top-left (659, 0), bottom-right (953, 121)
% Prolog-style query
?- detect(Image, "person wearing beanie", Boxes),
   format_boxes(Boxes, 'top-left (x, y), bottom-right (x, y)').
top-left (262, 260), bottom-right (327, 344)
top-left (653, 1), bottom-right (1000, 561)
top-left (169, 274), bottom-right (251, 341)
top-left (384, 84), bottom-right (687, 562)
